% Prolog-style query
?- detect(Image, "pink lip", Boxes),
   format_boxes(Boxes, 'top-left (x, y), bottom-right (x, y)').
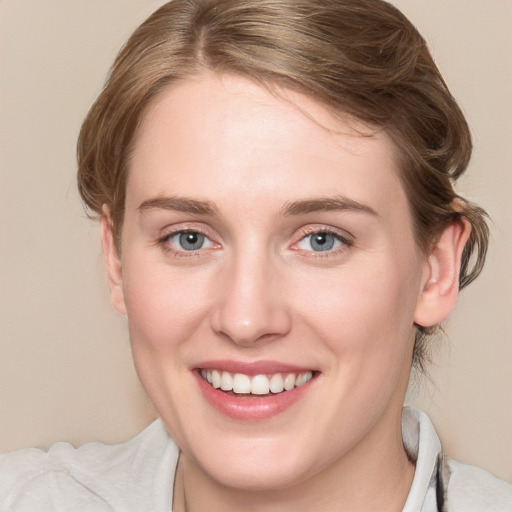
top-left (195, 359), bottom-right (314, 376)
top-left (193, 363), bottom-right (318, 421)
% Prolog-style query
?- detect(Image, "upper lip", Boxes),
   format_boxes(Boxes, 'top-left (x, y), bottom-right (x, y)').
top-left (194, 359), bottom-right (317, 376)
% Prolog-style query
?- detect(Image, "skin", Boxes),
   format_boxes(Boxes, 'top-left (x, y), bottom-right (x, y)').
top-left (102, 73), bottom-right (469, 511)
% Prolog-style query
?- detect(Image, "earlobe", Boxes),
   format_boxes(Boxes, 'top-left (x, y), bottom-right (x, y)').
top-left (100, 208), bottom-right (127, 315)
top-left (413, 219), bottom-right (471, 328)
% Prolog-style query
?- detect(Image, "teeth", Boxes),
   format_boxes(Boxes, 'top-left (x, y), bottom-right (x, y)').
top-left (283, 373), bottom-right (296, 390)
top-left (269, 374), bottom-right (284, 393)
top-left (220, 371), bottom-right (233, 391)
top-left (251, 375), bottom-right (270, 395)
top-left (201, 369), bottom-right (314, 395)
top-left (295, 371), bottom-right (313, 387)
top-left (233, 373), bottom-right (251, 394)
top-left (211, 370), bottom-right (221, 388)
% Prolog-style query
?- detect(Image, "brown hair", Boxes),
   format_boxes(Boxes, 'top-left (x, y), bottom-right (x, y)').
top-left (77, 0), bottom-right (489, 370)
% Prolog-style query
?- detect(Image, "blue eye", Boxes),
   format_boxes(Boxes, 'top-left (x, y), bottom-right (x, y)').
top-left (297, 232), bottom-right (343, 252)
top-left (168, 231), bottom-right (212, 251)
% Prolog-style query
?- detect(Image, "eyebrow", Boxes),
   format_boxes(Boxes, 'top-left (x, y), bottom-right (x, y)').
top-left (281, 196), bottom-right (378, 217)
top-left (137, 195), bottom-right (377, 218)
top-left (137, 196), bottom-right (218, 216)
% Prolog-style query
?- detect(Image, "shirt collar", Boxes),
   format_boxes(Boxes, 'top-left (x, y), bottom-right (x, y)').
top-left (402, 406), bottom-right (449, 512)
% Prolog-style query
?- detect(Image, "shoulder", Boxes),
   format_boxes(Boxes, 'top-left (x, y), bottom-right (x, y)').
top-left (0, 419), bottom-right (178, 512)
top-left (446, 458), bottom-right (512, 511)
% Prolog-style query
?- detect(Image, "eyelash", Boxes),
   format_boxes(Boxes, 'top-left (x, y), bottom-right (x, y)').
top-left (292, 226), bottom-right (353, 257)
top-left (156, 226), bottom-right (353, 258)
top-left (157, 227), bottom-right (218, 258)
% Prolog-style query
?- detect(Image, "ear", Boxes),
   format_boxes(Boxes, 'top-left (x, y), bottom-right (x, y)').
top-left (414, 219), bottom-right (471, 328)
top-left (100, 208), bottom-right (127, 315)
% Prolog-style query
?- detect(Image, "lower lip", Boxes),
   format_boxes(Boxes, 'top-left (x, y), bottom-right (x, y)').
top-left (194, 371), bottom-right (316, 421)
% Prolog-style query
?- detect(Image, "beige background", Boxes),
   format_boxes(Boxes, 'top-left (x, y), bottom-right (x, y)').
top-left (1, 0), bottom-right (511, 483)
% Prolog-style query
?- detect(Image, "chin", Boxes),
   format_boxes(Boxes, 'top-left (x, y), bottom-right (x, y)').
top-left (178, 423), bottom-right (331, 493)
top-left (198, 447), bottom-right (314, 492)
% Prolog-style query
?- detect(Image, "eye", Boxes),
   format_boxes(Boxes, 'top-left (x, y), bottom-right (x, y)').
top-left (166, 230), bottom-right (215, 251)
top-left (296, 231), bottom-right (346, 252)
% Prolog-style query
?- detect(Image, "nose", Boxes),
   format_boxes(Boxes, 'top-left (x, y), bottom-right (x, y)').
top-left (210, 251), bottom-right (292, 347)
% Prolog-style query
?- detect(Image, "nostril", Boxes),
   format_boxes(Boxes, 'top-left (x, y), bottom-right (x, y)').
top-left (210, 310), bottom-right (292, 347)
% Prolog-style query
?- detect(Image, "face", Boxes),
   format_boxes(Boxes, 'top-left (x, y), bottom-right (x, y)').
top-left (107, 74), bottom-right (431, 490)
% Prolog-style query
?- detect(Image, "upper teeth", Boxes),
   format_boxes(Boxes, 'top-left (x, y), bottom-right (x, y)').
top-left (200, 370), bottom-right (313, 395)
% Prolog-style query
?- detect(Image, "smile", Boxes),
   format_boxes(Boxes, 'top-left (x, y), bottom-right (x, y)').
top-left (200, 369), bottom-right (314, 395)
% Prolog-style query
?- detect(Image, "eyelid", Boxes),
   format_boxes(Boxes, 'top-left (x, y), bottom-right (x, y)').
top-left (155, 222), bottom-right (352, 258)
top-left (290, 225), bottom-right (354, 254)
top-left (157, 223), bottom-right (221, 256)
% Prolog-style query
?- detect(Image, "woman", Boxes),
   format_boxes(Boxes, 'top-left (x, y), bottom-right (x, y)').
top-left (1, 0), bottom-right (511, 510)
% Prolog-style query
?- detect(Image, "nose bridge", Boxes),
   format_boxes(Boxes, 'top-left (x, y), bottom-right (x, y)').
top-left (210, 243), bottom-right (291, 346)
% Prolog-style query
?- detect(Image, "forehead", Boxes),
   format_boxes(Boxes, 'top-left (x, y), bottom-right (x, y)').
top-left (127, 73), bottom-right (407, 219)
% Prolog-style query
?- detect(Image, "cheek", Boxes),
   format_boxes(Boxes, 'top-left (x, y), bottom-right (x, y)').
top-left (298, 258), bottom-right (420, 432)
top-left (297, 255), bottom-right (420, 369)
top-left (120, 260), bottom-right (214, 431)
top-left (119, 259), bottom-right (215, 415)
top-left (122, 261), bottom-right (210, 350)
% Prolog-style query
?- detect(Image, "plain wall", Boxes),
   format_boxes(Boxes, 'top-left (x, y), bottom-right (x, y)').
top-left (1, 0), bottom-right (511, 483)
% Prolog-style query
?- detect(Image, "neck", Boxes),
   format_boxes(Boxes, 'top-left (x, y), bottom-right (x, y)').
top-left (172, 408), bottom-right (415, 512)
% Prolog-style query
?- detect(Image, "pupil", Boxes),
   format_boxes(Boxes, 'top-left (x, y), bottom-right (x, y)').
top-left (311, 233), bottom-right (334, 251)
top-left (179, 232), bottom-right (204, 250)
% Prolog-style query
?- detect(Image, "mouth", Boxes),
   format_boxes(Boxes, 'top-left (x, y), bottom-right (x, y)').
top-left (200, 369), bottom-right (314, 396)
top-left (194, 364), bottom-right (319, 420)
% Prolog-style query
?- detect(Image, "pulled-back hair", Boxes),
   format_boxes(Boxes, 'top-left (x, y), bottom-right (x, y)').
top-left (77, 0), bottom-right (489, 371)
